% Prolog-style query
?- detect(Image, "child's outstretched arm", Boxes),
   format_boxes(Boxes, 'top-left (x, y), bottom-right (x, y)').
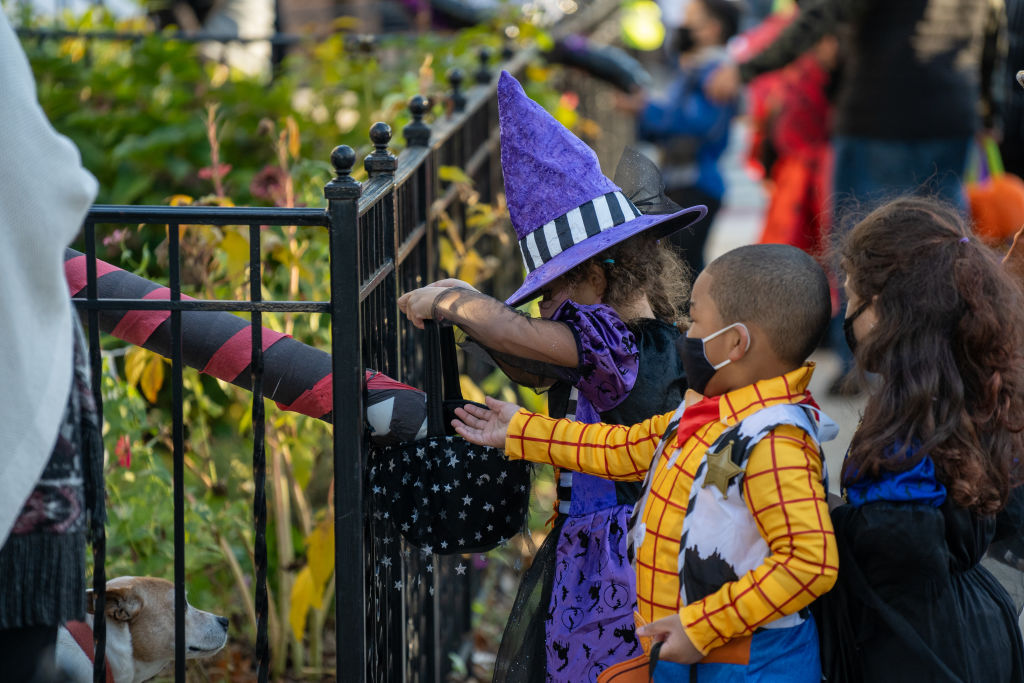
top-left (398, 285), bottom-right (579, 368)
top-left (454, 399), bottom-right (674, 482)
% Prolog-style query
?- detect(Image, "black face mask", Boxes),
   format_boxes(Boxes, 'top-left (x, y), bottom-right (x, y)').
top-left (676, 26), bottom-right (696, 54)
top-left (675, 322), bottom-right (750, 395)
top-left (843, 303), bottom-right (869, 355)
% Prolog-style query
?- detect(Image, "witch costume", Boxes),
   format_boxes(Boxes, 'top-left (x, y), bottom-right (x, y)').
top-left (466, 72), bottom-right (705, 683)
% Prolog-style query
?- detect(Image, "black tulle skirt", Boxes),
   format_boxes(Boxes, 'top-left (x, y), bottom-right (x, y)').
top-left (814, 501), bottom-right (1024, 683)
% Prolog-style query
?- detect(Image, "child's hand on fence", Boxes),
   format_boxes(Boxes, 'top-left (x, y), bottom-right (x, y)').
top-left (398, 286), bottom-right (450, 328)
top-left (425, 278), bottom-right (478, 292)
top-left (637, 614), bottom-right (703, 664)
top-left (452, 396), bottom-right (520, 449)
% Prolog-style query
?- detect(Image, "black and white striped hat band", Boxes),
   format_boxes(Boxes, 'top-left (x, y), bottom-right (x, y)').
top-left (518, 191), bottom-right (642, 272)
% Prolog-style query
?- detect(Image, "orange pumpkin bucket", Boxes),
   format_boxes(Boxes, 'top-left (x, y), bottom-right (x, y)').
top-left (966, 137), bottom-right (1024, 244)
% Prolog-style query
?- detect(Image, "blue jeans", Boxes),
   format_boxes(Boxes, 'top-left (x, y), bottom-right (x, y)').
top-left (828, 135), bottom-right (971, 373)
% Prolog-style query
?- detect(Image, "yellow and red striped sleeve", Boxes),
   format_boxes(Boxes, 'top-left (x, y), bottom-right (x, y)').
top-left (504, 409), bottom-right (675, 482)
top-left (679, 424), bottom-right (838, 653)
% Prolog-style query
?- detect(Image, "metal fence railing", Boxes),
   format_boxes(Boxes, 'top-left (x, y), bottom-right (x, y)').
top-left (62, 2), bottom-right (629, 680)
top-left (71, 49), bottom-right (532, 682)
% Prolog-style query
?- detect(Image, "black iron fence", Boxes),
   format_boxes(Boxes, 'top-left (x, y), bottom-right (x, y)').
top-left (72, 47), bottom-right (529, 682)
top-left (63, 2), bottom-right (628, 680)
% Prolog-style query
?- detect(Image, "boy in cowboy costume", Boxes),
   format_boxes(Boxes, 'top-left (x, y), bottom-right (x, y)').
top-left (452, 243), bottom-right (839, 681)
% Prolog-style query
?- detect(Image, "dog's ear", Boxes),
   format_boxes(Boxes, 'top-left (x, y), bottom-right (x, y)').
top-left (101, 586), bottom-right (142, 622)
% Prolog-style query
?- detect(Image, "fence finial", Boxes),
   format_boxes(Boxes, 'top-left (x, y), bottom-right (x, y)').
top-left (325, 145), bottom-right (362, 199)
top-left (404, 95), bottom-right (432, 148)
top-left (475, 48), bottom-right (491, 85)
top-left (364, 122), bottom-right (397, 177)
top-left (448, 68), bottom-right (466, 113)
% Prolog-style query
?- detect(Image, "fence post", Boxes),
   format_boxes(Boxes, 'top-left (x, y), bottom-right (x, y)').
top-left (475, 47), bottom-right (491, 85)
top-left (325, 145), bottom-right (367, 681)
top-left (403, 95), bottom-right (431, 148)
top-left (365, 122), bottom-right (398, 177)
top-left (449, 68), bottom-right (466, 113)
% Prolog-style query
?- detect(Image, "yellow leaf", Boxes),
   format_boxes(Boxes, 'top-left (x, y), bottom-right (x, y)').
top-left (210, 63), bottom-right (230, 88)
top-left (525, 64), bottom-right (552, 83)
top-left (438, 236), bottom-right (458, 278)
top-left (331, 15), bottom-right (360, 30)
top-left (554, 105), bottom-right (578, 131)
top-left (419, 54), bottom-right (435, 91)
top-left (460, 375), bottom-right (486, 403)
top-left (59, 37), bottom-right (86, 63)
top-left (124, 347), bottom-right (149, 387)
top-left (439, 166), bottom-right (474, 186)
top-left (289, 566), bottom-right (316, 642)
top-left (456, 250), bottom-right (485, 286)
top-left (286, 117), bottom-right (301, 160)
top-left (220, 228), bottom-right (250, 276)
top-left (140, 355), bottom-right (165, 403)
top-left (168, 195), bottom-right (194, 207)
top-left (306, 519), bottom-right (335, 593)
top-left (578, 118), bottom-right (603, 139)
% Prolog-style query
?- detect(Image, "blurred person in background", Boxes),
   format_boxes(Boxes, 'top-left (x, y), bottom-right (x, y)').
top-left (736, 1), bottom-right (838, 257)
top-left (618, 0), bottom-right (743, 276)
top-left (150, 0), bottom-right (276, 78)
top-left (707, 0), bottom-right (1004, 394)
top-left (1001, 0), bottom-right (1023, 176)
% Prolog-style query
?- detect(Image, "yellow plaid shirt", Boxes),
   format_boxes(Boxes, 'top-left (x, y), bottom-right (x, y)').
top-left (505, 363), bottom-right (837, 654)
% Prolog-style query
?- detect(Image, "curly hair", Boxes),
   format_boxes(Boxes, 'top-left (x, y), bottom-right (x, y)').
top-left (562, 233), bottom-right (691, 326)
top-left (840, 197), bottom-right (1024, 514)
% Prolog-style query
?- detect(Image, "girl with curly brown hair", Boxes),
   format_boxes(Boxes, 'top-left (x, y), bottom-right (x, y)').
top-left (400, 71), bottom-right (702, 683)
top-left (815, 197), bottom-right (1024, 682)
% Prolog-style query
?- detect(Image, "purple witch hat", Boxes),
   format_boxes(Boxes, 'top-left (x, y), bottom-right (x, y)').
top-left (498, 70), bottom-right (707, 307)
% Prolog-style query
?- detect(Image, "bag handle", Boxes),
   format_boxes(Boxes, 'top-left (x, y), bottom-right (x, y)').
top-left (423, 320), bottom-right (465, 436)
top-left (438, 324), bottom-right (464, 402)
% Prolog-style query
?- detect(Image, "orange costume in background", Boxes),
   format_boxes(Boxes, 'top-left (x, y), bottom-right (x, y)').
top-left (504, 364), bottom-right (837, 656)
top-left (736, 9), bottom-right (834, 255)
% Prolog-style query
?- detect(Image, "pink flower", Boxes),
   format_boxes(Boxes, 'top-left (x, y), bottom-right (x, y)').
top-left (103, 228), bottom-right (130, 248)
top-left (198, 163), bottom-right (232, 180)
top-left (250, 164), bottom-right (288, 205)
top-left (115, 435), bottom-right (132, 469)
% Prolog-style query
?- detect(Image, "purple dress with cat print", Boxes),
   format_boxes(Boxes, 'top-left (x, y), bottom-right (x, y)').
top-left (494, 300), bottom-right (687, 683)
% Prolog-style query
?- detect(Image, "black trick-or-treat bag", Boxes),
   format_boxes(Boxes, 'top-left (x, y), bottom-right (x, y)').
top-left (368, 321), bottom-right (531, 554)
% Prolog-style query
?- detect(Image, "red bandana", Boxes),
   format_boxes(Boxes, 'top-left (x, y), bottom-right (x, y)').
top-left (675, 395), bottom-right (722, 448)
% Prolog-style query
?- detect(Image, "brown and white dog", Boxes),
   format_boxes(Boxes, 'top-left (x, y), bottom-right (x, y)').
top-left (56, 576), bottom-right (229, 683)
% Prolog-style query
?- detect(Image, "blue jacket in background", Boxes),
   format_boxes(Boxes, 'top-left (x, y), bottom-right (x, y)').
top-left (637, 49), bottom-right (737, 201)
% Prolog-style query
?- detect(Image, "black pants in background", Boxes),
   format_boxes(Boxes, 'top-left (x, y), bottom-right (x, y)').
top-left (0, 626), bottom-right (58, 682)
top-left (666, 186), bottom-right (721, 277)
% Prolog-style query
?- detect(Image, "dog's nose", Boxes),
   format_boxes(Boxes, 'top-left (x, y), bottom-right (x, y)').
top-left (217, 616), bottom-right (229, 630)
